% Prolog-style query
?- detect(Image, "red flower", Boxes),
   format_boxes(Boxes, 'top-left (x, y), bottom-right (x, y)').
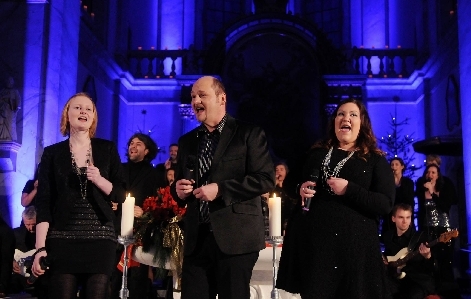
top-left (142, 186), bottom-right (186, 219)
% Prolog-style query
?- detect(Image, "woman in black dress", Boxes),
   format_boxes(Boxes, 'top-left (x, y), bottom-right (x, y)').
top-left (277, 98), bottom-right (395, 299)
top-left (416, 163), bottom-right (455, 284)
top-left (32, 92), bottom-right (125, 299)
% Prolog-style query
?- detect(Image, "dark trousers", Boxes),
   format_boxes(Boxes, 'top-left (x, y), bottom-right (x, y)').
top-left (181, 225), bottom-right (259, 299)
top-left (0, 224), bottom-right (14, 294)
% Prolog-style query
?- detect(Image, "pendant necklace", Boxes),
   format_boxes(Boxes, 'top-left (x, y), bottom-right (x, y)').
top-left (70, 141), bottom-right (91, 200)
top-left (322, 147), bottom-right (356, 195)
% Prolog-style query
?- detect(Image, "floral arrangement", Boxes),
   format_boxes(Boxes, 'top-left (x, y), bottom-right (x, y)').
top-left (142, 186), bottom-right (186, 219)
top-left (134, 186), bottom-right (186, 279)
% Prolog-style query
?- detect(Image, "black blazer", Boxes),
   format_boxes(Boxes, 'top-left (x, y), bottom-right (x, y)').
top-left (122, 162), bottom-right (159, 207)
top-left (171, 115), bottom-right (275, 255)
top-left (113, 161), bottom-right (159, 234)
top-left (36, 138), bottom-right (126, 230)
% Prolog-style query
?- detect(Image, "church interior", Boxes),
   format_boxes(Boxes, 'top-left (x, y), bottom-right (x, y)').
top-left (0, 0), bottom-right (470, 298)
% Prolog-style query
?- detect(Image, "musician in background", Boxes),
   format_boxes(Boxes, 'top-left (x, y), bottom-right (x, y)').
top-left (383, 203), bottom-right (435, 299)
top-left (11, 207), bottom-right (47, 298)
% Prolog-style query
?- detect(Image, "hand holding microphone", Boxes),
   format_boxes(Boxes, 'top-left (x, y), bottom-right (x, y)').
top-left (176, 155), bottom-right (196, 199)
top-left (301, 169), bottom-right (319, 213)
top-left (30, 251), bottom-right (50, 284)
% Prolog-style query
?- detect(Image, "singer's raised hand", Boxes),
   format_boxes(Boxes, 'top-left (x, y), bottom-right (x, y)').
top-left (86, 163), bottom-right (102, 184)
top-left (300, 181), bottom-right (316, 198)
top-left (326, 177), bottom-right (348, 195)
top-left (423, 181), bottom-right (433, 191)
top-left (176, 179), bottom-right (195, 199)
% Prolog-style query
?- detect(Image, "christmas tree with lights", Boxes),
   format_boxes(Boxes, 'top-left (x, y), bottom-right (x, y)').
top-left (378, 106), bottom-right (422, 179)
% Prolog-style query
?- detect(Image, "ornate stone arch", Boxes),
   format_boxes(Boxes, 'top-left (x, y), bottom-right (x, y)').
top-left (204, 13), bottom-right (343, 166)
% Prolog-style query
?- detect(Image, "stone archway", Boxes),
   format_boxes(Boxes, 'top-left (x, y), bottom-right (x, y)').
top-left (223, 31), bottom-right (322, 165)
top-left (205, 14), bottom-right (342, 166)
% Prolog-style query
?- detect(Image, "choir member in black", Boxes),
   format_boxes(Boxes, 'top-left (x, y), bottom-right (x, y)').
top-left (273, 161), bottom-right (298, 233)
top-left (21, 164), bottom-right (40, 207)
top-left (416, 163), bottom-right (455, 286)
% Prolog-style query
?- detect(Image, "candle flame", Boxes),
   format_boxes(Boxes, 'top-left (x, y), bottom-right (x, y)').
top-left (127, 193), bottom-right (130, 197)
top-left (273, 193), bottom-right (277, 197)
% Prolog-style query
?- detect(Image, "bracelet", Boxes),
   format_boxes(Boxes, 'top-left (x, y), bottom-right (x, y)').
top-left (33, 247), bottom-right (47, 258)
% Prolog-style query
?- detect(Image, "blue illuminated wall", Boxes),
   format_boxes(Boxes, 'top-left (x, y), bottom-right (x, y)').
top-left (458, 0), bottom-right (471, 269)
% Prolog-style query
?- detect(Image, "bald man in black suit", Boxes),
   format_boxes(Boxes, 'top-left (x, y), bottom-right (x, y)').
top-left (171, 76), bottom-right (275, 299)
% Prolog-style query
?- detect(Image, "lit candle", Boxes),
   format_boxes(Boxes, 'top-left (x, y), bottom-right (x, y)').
top-left (121, 193), bottom-right (135, 237)
top-left (268, 193), bottom-right (281, 237)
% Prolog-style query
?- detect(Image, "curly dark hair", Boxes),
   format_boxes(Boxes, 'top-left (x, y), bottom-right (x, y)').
top-left (125, 133), bottom-right (158, 162)
top-left (423, 163), bottom-right (444, 192)
top-left (314, 98), bottom-right (384, 158)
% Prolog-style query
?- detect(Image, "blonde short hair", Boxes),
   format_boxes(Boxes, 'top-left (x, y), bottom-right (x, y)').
top-left (60, 92), bottom-right (98, 137)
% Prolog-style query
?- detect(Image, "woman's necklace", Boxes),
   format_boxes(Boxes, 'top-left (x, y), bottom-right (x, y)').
top-left (69, 141), bottom-right (91, 200)
top-left (322, 147), bottom-right (357, 195)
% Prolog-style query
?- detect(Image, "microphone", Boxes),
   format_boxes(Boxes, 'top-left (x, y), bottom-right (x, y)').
top-left (183, 155), bottom-right (196, 181)
top-left (425, 178), bottom-right (432, 183)
top-left (27, 256), bottom-right (51, 285)
top-left (302, 169), bottom-right (320, 214)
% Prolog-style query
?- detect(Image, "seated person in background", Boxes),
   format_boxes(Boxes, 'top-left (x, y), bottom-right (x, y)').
top-left (21, 164), bottom-right (40, 207)
top-left (383, 203), bottom-right (435, 299)
top-left (11, 207), bottom-right (47, 298)
top-left (273, 161), bottom-right (298, 233)
top-left (0, 215), bottom-right (15, 298)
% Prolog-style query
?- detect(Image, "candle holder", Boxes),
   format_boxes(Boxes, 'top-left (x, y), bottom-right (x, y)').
top-left (266, 236), bottom-right (284, 299)
top-left (118, 235), bottom-right (135, 299)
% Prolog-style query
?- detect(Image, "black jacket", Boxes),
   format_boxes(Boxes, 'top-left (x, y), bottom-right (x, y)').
top-left (171, 115), bottom-right (275, 255)
top-left (36, 138), bottom-right (126, 230)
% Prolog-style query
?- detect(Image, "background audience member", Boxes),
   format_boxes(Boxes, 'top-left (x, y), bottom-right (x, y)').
top-left (277, 98), bottom-right (394, 298)
top-left (156, 144), bottom-right (178, 187)
top-left (381, 157), bottom-right (415, 236)
top-left (273, 161), bottom-right (298, 233)
top-left (383, 203), bottom-right (435, 299)
top-left (32, 92), bottom-right (125, 299)
top-left (21, 164), bottom-right (40, 207)
top-left (416, 163), bottom-right (455, 287)
top-left (111, 133), bottom-right (159, 299)
top-left (165, 167), bottom-right (175, 186)
top-left (0, 215), bottom-right (14, 298)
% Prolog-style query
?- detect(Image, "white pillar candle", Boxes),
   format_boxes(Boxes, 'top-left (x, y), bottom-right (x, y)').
top-left (268, 193), bottom-right (281, 237)
top-left (121, 193), bottom-right (135, 237)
